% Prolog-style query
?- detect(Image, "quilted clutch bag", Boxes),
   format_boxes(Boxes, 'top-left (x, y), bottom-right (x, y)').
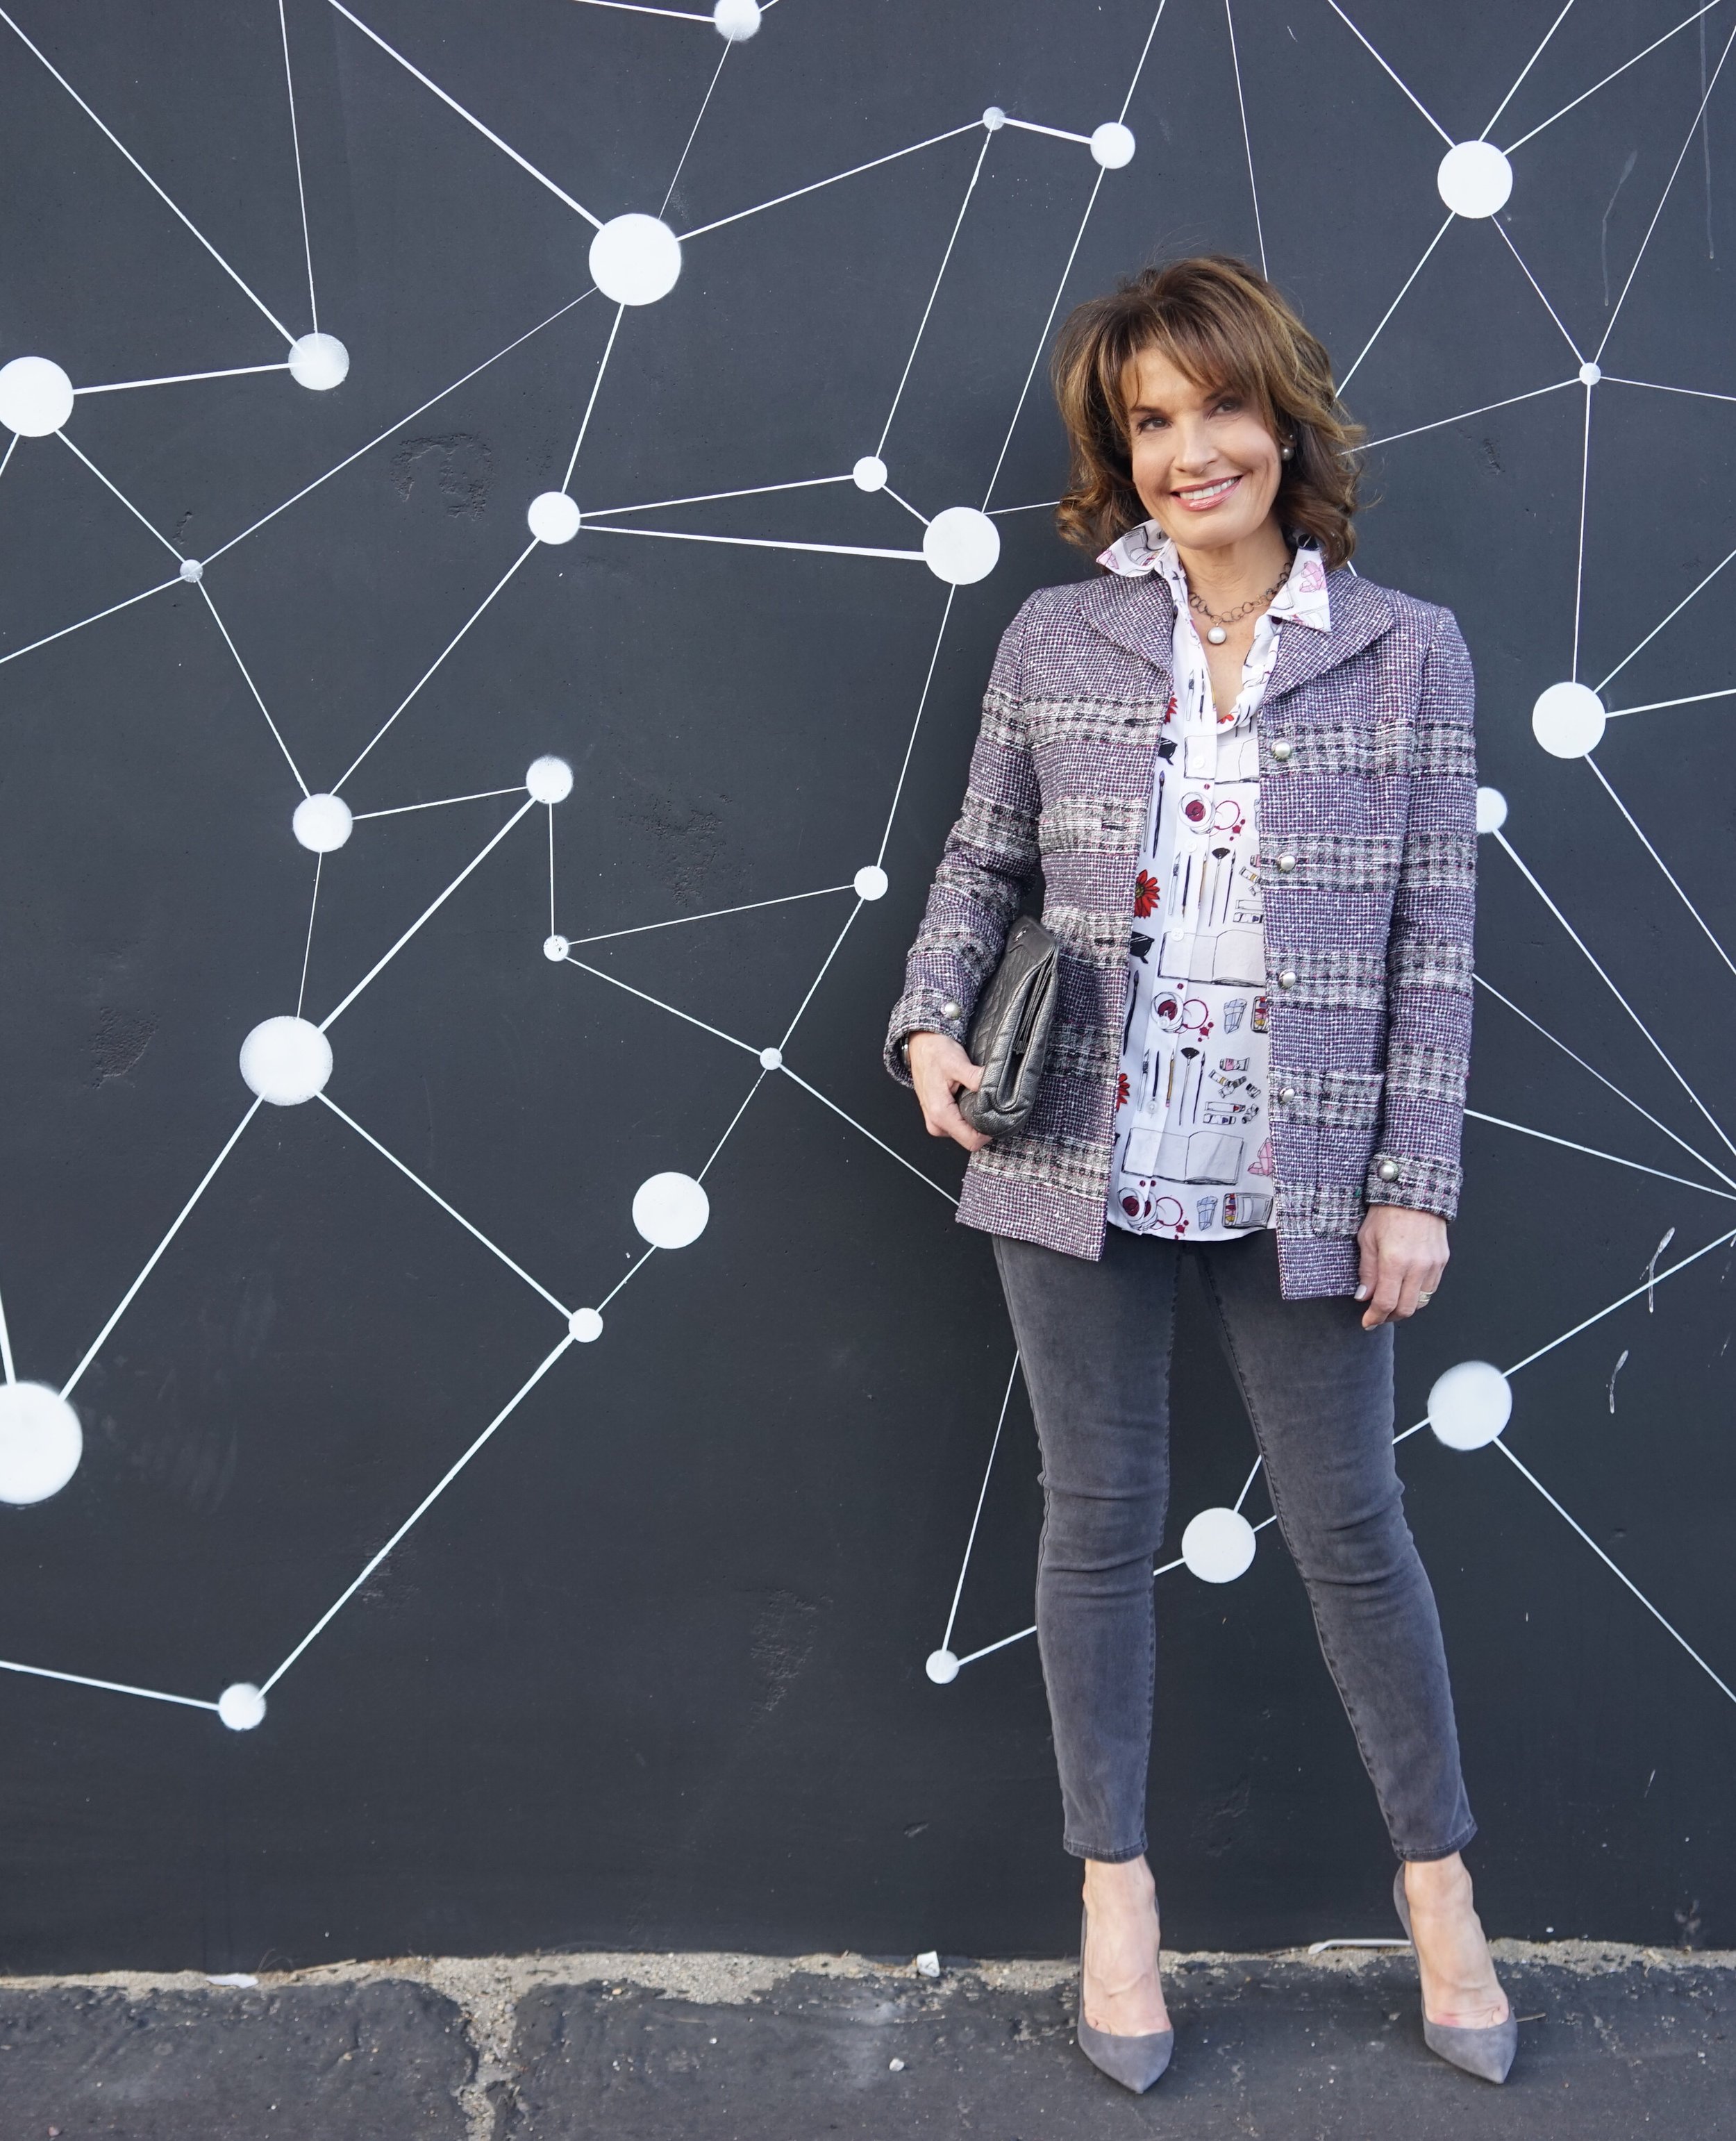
top-left (957, 914), bottom-right (1060, 1138)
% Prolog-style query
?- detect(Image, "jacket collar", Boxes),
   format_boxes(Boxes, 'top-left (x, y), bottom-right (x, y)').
top-left (1078, 549), bottom-right (1397, 708)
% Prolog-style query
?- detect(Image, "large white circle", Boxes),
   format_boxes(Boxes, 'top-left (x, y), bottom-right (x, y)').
top-left (758, 1046), bottom-right (783, 1069)
top-left (287, 333), bottom-right (349, 390)
top-left (1090, 122), bottom-right (1136, 169)
top-left (217, 1682), bottom-right (267, 1731)
top-left (526, 754), bottom-right (574, 803)
top-left (925, 1648), bottom-right (960, 1685)
top-left (922, 506), bottom-right (1001, 585)
top-left (853, 864), bottom-right (889, 901)
top-left (178, 557), bottom-right (205, 583)
top-left (1428, 1360), bottom-right (1512, 1450)
top-left (292, 793), bottom-right (353, 853)
top-left (1181, 1506), bottom-right (1258, 1583)
top-left (569, 1308), bottom-right (604, 1343)
top-left (1475, 785), bottom-right (1508, 834)
top-left (852, 455), bottom-right (888, 492)
top-left (240, 1015), bottom-right (332, 1106)
top-left (0, 356), bottom-right (74, 437)
top-left (589, 215), bottom-right (683, 306)
top-left (1532, 681), bottom-right (1605, 759)
top-left (1437, 140), bottom-right (1512, 218)
top-left (527, 490), bottom-right (581, 544)
top-left (544, 933), bottom-right (570, 963)
top-left (0, 1382), bottom-right (83, 1506)
top-left (632, 1171), bottom-right (710, 1249)
top-left (712, 0), bottom-right (760, 38)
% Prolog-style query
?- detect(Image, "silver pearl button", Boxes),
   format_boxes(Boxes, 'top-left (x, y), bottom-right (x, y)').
top-left (1277, 969), bottom-right (1296, 989)
top-left (941, 999), bottom-right (960, 1018)
top-left (1269, 738), bottom-right (1292, 761)
top-left (1377, 1158), bottom-right (1401, 1183)
top-left (1276, 853), bottom-right (1296, 873)
top-left (1277, 1085), bottom-right (1296, 1103)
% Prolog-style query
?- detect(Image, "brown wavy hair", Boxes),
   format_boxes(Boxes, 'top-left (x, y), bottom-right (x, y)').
top-left (1049, 254), bottom-right (1368, 569)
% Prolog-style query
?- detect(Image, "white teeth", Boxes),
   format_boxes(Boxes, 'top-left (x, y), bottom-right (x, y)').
top-left (1178, 476), bottom-right (1237, 500)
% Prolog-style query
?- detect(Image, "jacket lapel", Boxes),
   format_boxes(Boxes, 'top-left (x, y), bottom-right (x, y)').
top-left (1078, 558), bottom-right (1397, 702)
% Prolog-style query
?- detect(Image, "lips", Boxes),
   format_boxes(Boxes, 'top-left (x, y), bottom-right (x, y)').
top-left (1173, 473), bottom-right (1242, 509)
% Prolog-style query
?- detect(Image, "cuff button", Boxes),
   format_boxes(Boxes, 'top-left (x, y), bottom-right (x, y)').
top-left (941, 999), bottom-right (960, 1018)
top-left (1377, 1158), bottom-right (1401, 1182)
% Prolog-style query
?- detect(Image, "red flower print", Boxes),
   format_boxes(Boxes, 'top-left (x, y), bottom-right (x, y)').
top-left (1116, 1071), bottom-right (1130, 1110)
top-left (1133, 869), bottom-right (1160, 918)
top-left (1164, 693), bottom-right (1178, 724)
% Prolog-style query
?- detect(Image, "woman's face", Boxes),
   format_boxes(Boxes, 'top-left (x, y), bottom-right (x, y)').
top-left (1121, 343), bottom-right (1286, 551)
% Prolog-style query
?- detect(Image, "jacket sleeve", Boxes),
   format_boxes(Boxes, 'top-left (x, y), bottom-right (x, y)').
top-left (883, 594), bottom-right (1044, 1085)
top-left (1366, 603), bottom-right (1477, 1217)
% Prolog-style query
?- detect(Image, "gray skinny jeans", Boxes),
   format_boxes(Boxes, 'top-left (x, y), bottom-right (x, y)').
top-left (992, 1222), bottom-right (1476, 1865)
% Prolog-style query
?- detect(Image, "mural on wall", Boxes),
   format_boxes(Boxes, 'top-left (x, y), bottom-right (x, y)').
top-left (0, 0), bottom-right (1732, 1960)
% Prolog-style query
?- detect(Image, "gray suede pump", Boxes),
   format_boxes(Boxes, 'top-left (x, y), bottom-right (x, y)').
top-left (1075, 1904), bottom-right (1174, 2093)
top-left (1392, 1865), bottom-right (1518, 2083)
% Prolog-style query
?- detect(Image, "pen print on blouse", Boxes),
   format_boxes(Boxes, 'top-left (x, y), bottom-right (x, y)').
top-left (1096, 521), bottom-right (1331, 1241)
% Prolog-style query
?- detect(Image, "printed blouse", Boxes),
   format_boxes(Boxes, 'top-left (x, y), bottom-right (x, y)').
top-left (1096, 522), bottom-right (1332, 1241)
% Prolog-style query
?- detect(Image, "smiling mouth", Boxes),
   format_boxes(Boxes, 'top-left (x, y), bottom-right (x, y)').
top-left (1173, 474), bottom-right (1242, 506)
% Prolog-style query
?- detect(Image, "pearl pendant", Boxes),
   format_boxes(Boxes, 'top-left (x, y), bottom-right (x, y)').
top-left (1207, 626), bottom-right (1227, 644)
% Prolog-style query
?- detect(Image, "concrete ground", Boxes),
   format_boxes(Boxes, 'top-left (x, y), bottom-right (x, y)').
top-left (0, 1938), bottom-right (1728, 2140)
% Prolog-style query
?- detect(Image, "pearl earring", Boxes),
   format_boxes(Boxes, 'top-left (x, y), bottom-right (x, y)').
top-left (1280, 442), bottom-right (1294, 460)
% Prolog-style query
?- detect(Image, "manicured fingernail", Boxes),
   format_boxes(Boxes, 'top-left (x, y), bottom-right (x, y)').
top-left (1353, 1285), bottom-right (1369, 1301)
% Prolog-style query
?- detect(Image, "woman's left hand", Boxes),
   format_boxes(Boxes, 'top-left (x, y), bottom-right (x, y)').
top-left (1355, 1205), bottom-right (1448, 1329)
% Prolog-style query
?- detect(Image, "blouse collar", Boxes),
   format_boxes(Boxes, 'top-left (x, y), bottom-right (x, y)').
top-left (1096, 520), bottom-right (1332, 635)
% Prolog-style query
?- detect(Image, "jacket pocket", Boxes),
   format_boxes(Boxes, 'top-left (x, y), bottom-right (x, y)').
top-left (1270, 1067), bottom-right (1386, 1204)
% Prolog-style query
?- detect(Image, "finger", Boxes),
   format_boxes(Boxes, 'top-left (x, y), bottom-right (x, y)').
top-left (1354, 1226), bottom-right (1380, 1307)
top-left (1392, 1262), bottom-right (1428, 1321)
top-left (1362, 1258), bottom-right (1406, 1330)
top-left (933, 1094), bottom-right (990, 1151)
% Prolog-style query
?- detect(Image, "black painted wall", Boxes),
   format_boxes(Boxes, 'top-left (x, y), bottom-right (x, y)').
top-left (1, 0), bottom-right (1733, 1973)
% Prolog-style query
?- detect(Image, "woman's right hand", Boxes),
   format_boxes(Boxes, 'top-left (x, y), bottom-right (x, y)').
top-left (907, 1031), bottom-right (991, 1152)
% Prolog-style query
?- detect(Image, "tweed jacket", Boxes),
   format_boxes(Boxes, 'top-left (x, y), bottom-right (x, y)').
top-left (883, 560), bottom-right (1478, 1299)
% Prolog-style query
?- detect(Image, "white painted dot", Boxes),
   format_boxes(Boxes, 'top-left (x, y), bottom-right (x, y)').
top-left (712, 0), bottom-right (760, 38)
top-left (1428, 1360), bottom-right (1512, 1449)
top-left (632, 1170), bottom-right (710, 1249)
top-left (922, 506), bottom-right (1001, 585)
top-left (1437, 140), bottom-right (1512, 218)
top-left (1182, 1506), bottom-right (1257, 1583)
top-left (1475, 786), bottom-right (1508, 835)
top-left (589, 215), bottom-right (683, 306)
top-left (527, 490), bottom-right (581, 544)
top-left (0, 1383), bottom-right (83, 1506)
top-left (1579, 362), bottom-right (1602, 386)
top-left (1532, 680), bottom-right (1605, 758)
top-left (544, 933), bottom-right (570, 962)
top-left (853, 455), bottom-right (888, 492)
top-left (981, 106), bottom-right (1006, 131)
top-left (240, 1016), bottom-right (332, 1106)
top-left (0, 356), bottom-right (74, 437)
top-left (178, 557), bottom-right (204, 583)
top-left (292, 793), bottom-right (353, 853)
top-left (854, 864), bottom-right (889, 901)
top-left (569, 1308), bottom-right (604, 1342)
top-left (526, 754), bottom-right (574, 803)
top-left (1090, 122), bottom-right (1136, 169)
top-left (925, 1648), bottom-right (960, 1684)
top-left (217, 1682), bottom-right (267, 1731)
top-left (287, 333), bottom-right (349, 390)
top-left (758, 1046), bottom-right (783, 1069)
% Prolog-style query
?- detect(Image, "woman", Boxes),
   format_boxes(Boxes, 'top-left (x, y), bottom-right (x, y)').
top-left (883, 257), bottom-right (1514, 2093)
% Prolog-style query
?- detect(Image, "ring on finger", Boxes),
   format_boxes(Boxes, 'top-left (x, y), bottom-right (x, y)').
top-left (1418, 1289), bottom-right (1435, 1306)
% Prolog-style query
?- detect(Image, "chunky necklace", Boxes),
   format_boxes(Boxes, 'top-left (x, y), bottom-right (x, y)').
top-left (1187, 557), bottom-right (1293, 644)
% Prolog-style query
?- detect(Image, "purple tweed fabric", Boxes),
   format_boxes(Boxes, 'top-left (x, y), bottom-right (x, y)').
top-left (883, 562), bottom-right (1478, 1300)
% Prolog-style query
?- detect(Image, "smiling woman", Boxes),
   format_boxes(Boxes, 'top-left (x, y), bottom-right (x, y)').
top-left (885, 254), bottom-right (1512, 2099)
